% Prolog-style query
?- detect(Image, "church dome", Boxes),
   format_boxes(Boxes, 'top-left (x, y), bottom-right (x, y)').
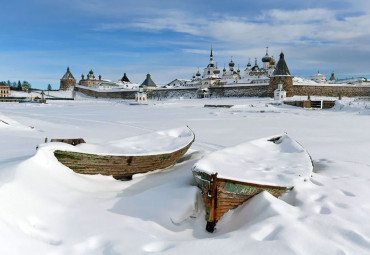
top-left (262, 47), bottom-right (272, 62)
top-left (213, 68), bottom-right (220, 75)
top-left (229, 59), bottom-right (235, 67)
top-left (196, 70), bottom-right (201, 76)
top-left (262, 55), bottom-right (272, 63)
top-left (252, 65), bottom-right (259, 71)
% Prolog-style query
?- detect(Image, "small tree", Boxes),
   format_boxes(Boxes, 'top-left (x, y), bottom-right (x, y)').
top-left (17, 80), bottom-right (22, 91)
top-left (47, 84), bottom-right (52, 91)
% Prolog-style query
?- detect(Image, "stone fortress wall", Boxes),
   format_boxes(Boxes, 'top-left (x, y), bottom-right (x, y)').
top-left (293, 85), bottom-right (370, 97)
top-left (76, 86), bottom-right (137, 99)
top-left (75, 85), bottom-right (272, 99)
top-left (76, 83), bottom-right (370, 99)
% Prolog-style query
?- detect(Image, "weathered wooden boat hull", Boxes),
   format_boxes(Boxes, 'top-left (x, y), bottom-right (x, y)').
top-left (50, 138), bottom-right (86, 146)
top-left (54, 138), bottom-right (194, 180)
top-left (193, 171), bottom-right (292, 232)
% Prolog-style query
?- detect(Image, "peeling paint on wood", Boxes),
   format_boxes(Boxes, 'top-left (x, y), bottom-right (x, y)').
top-left (54, 135), bottom-right (194, 180)
top-left (193, 171), bottom-right (292, 232)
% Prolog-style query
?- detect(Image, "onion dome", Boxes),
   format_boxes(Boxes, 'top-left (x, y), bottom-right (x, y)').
top-left (223, 65), bottom-right (226, 72)
top-left (213, 68), bottom-right (220, 75)
top-left (237, 65), bottom-right (240, 73)
top-left (89, 70), bottom-right (94, 75)
top-left (247, 58), bottom-right (251, 67)
top-left (196, 69), bottom-right (201, 77)
top-left (252, 58), bottom-right (259, 71)
top-left (262, 47), bottom-right (272, 63)
top-left (229, 58), bottom-right (235, 67)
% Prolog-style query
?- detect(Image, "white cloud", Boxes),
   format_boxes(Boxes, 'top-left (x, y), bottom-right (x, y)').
top-left (96, 8), bottom-right (370, 47)
top-left (262, 9), bottom-right (335, 23)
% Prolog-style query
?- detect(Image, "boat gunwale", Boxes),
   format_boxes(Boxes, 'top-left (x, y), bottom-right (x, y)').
top-left (53, 127), bottom-right (195, 158)
top-left (193, 170), bottom-right (293, 190)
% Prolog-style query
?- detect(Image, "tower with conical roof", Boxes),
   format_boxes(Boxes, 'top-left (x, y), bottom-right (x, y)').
top-left (140, 73), bottom-right (157, 90)
top-left (329, 72), bottom-right (336, 81)
top-left (121, 73), bottom-right (130, 83)
top-left (269, 52), bottom-right (294, 97)
top-left (60, 67), bottom-right (76, 90)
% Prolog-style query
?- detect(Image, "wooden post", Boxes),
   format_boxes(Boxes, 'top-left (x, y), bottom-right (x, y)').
top-left (206, 173), bottom-right (218, 233)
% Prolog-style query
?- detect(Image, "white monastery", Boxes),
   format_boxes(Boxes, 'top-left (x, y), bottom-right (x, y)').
top-left (183, 47), bottom-right (276, 89)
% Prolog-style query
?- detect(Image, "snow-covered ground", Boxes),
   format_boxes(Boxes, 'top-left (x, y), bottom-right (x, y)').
top-left (9, 90), bottom-right (75, 98)
top-left (0, 93), bottom-right (370, 254)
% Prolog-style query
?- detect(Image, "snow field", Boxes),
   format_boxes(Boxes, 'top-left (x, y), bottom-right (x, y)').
top-left (0, 95), bottom-right (369, 254)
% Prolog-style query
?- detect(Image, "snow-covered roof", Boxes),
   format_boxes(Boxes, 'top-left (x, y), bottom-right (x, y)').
top-left (61, 67), bottom-right (75, 80)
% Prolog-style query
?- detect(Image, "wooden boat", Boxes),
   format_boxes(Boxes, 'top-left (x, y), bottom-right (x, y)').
top-left (192, 134), bottom-right (313, 232)
top-left (49, 138), bottom-right (86, 146)
top-left (53, 126), bottom-right (195, 179)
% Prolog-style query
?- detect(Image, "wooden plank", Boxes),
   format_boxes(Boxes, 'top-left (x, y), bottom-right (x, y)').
top-left (204, 104), bottom-right (234, 108)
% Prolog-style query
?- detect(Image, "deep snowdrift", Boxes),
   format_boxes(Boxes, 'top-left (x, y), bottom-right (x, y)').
top-left (192, 134), bottom-right (313, 186)
top-left (0, 96), bottom-right (369, 254)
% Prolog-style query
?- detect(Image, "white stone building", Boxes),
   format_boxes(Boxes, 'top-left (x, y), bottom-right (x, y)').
top-left (274, 81), bottom-right (286, 101)
top-left (311, 72), bottom-right (327, 83)
top-left (198, 48), bottom-right (221, 88)
top-left (243, 47), bottom-right (275, 82)
top-left (222, 58), bottom-right (241, 80)
top-left (135, 90), bottom-right (147, 103)
top-left (166, 79), bottom-right (191, 88)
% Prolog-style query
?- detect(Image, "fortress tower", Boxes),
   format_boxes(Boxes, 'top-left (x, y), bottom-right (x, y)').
top-left (269, 52), bottom-right (293, 97)
top-left (60, 67), bottom-right (76, 90)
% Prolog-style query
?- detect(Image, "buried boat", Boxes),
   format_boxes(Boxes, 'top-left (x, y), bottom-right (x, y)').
top-left (52, 126), bottom-right (195, 180)
top-left (192, 134), bottom-right (313, 232)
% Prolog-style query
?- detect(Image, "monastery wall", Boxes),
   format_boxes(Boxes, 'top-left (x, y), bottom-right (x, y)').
top-left (75, 86), bottom-right (136, 99)
top-left (76, 84), bottom-right (370, 99)
top-left (293, 85), bottom-right (370, 97)
top-left (209, 85), bottom-right (269, 97)
top-left (149, 88), bottom-right (197, 99)
top-left (76, 85), bottom-right (270, 99)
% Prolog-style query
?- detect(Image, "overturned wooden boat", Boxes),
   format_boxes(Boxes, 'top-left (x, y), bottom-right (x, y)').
top-left (53, 126), bottom-right (195, 179)
top-left (192, 134), bottom-right (313, 232)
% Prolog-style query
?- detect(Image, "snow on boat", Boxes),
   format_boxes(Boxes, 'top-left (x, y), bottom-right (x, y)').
top-left (192, 134), bottom-right (313, 232)
top-left (52, 126), bottom-right (195, 180)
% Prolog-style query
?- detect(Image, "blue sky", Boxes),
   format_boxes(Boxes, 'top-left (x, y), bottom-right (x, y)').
top-left (1, 0), bottom-right (370, 89)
